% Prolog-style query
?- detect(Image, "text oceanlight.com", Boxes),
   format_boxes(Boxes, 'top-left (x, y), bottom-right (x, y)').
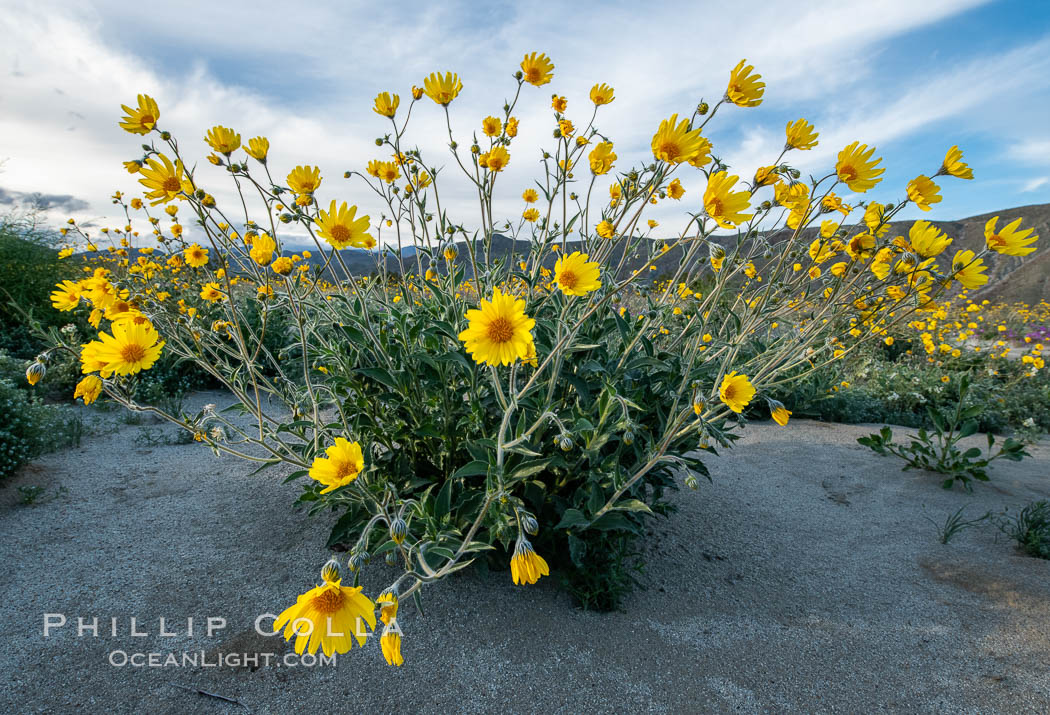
top-left (107, 650), bottom-right (335, 668)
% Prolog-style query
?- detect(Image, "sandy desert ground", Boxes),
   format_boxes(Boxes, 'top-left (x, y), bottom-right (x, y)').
top-left (1, 391), bottom-right (1048, 714)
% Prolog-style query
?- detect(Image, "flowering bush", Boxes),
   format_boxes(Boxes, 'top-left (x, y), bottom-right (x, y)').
top-left (34, 53), bottom-right (1039, 664)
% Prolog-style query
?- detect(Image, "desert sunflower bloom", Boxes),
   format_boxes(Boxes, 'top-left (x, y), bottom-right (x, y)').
top-left (667, 178), bottom-right (685, 200)
top-left (245, 136), bottom-right (269, 162)
top-left (118, 94), bottom-right (160, 135)
top-left (51, 280), bottom-right (82, 311)
top-left (250, 233), bottom-right (277, 266)
top-left (316, 201), bottom-right (374, 250)
top-left (908, 220), bottom-right (952, 258)
top-left (719, 371), bottom-right (755, 413)
top-left (589, 82), bottom-right (615, 105)
top-left (377, 593), bottom-right (402, 666)
top-left (522, 189), bottom-right (538, 203)
top-left (939, 145), bottom-right (973, 180)
top-left (769, 400), bottom-right (792, 426)
top-left (651, 114), bottom-right (706, 164)
top-left (184, 243), bottom-right (209, 267)
top-left (205, 125), bottom-right (241, 155)
top-left (835, 142), bottom-right (884, 193)
top-left (596, 220), bottom-right (615, 238)
top-left (951, 250), bottom-right (989, 289)
top-left (199, 282), bottom-right (224, 302)
top-left (726, 60), bottom-right (764, 107)
top-left (482, 116), bottom-right (502, 137)
top-left (520, 52), bottom-right (555, 86)
top-left (287, 165), bottom-right (322, 196)
top-left (510, 540), bottom-right (549, 585)
top-left (373, 92), bottom-right (400, 118)
top-left (73, 375), bottom-right (103, 405)
top-left (88, 320), bottom-right (164, 378)
top-left (138, 154), bottom-right (193, 206)
top-left (554, 251), bottom-right (601, 297)
top-left (704, 171), bottom-right (753, 229)
top-left (422, 72), bottom-right (463, 105)
top-left (985, 216), bottom-right (1039, 256)
top-left (481, 146), bottom-right (510, 172)
top-left (906, 175), bottom-right (942, 212)
top-left (785, 118), bottom-right (818, 150)
top-left (523, 208), bottom-right (540, 222)
top-left (273, 571), bottom-right (376, 657)
top-left (588, 142), bottom-right (616, 175)
top-left (309, 437), bottom-right (365, 493)
top-left (458, 288), bottom-right (535, 367)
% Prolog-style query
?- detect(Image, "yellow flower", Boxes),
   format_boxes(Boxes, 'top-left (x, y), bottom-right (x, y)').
top-left (205, 125), bottom-right (240, 155)
top-left (138, 154), bottom-right (193, 206)
top-left (667, 178), bottom-right (685, 200)
top-left (985, 216), bottom-right (1038, 256)
top-left (272, 256), bottom-right (293, 275)
top-left (506, 117), bottom-right (519, 137)
top-left (522, 188), bottom-right (538, 203)
top-left (726, 60), bottom-right (764, 107)
top-left (558, 119), bottom-right (574, 137)
top-left (510, 540), bottom-right (549, 585)
top-left (123, 160), bottom-right (142, 174)
top-left (250, 233), bottom-right (277, 267)
top-left (836, 142), bottom-right (884, 193)
top-left (273, 572), bottom-right (376, 657)
top-left (554, 251), bottom-right (601, 297)
top-left (199, 282), bottom-right (224, 302)
top-left (287, 165), bottom-right (322, 195)
top-left (704, 171), bottom-right (753, 229)
top-left (310, 437), bottom-right (365, 494)
top-left (687, 136), bottom-right (713, 168)
top-left (711, 255), bottom-right (724, 273)
top-left (373, 92), bottom-right (399, 117)
top-left (51, 280), bottom-right (82, 311)
top-left (754, 165), bottom-right (779, 187)
top-left (118, 94), bottom-right (159, 135)
top-left (523, 208), bottom-right (540, 222)
top-left (771, 404), bottom-right (792, 426)
top-left (481, 146), bottom-right (510, 172)
top-left (596, 220), bottom-right (615, 239)
top-left (184, 243), bottom-right (209, 268)
top-left (589, 83), bottom-right (615, 105)
top-left (458, 287), bottom-right (535, 366)
top-left (316, 201), bottom-right (374, 250)
top-left (74, 375), bottom-right (103, 405)
top-left (85, 320), bottom-right (164, 378)
top-left (908, 220), bottom-right (952, 258)
top-left (863, 202), bottom-right (890, 237)
top-left (375, 161), bottom-right (401, 183)
top-left (846, 232), bottom-right (876, 261)
top-left (482, 116), bottom-right (502, 137)
top-left (245, 136), bottom-right (269, 162)
top-left (940, 145), bottom-right (973, 180)
top-left (951, 250), bottom-right (988, 289)
top-left (906, 175), bottom-right (942, 212)
top-left (785, 118), bottom-right (818, 150)
top-left (588, 142), bottom-right (616, 175)
top-left (719, 371), bottom-right (755, 413)
top-left (423, 71), bottom-right (463, 105)
top-left (521, 52), bottom-right (554, 86)
top-left (651, 114), bottom-right (706, 164)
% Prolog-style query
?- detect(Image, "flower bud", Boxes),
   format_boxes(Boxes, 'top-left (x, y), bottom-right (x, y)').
top-left (623, 430), bottom-right (635, 446)
top-left (348, 551), bottom-right (368, 572)
top-left (514, 70), bottom-right (523, 80)
top-left (25, 361), bottom-right (46, 386)
top-left (521, 514), bottom-right (539, 536)
top-left (385, 551), bottom-right (397, 566)
top-left (390, 518), bottom-right (408, 544)
top-left (321, 559), bottom-right (340, 583)
top-left (160, 131), bottom-right (171, 140)
top-left (685, 474), bottom-right (699, 490)
top-left (697, 102), bottom-right (709, 115)
top-left (558, 434), bottom-right (573, 451)
top-left (344, 171), bottom-right (351, 178)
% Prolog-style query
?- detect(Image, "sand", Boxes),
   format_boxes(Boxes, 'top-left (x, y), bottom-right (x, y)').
top-left (1, 391), bottom-right (1048, 714)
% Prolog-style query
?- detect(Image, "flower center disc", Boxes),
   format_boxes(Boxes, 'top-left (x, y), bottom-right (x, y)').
top-left (328, 225), bottom-right (351, 244)
top-left (559, 270), bottom-right (578, 290)
top-left (120, 343), bottom-right (146, 363)
top-left (335, 459), bottom-right (359, 481)
top-left (657, 141), bottom-right (680, 161)
top-left (311, 587), bottom-right (346, 615)
top-left (487, 317), bottom-right (514, 343)
top-left (162, 176), bottom-right (181, 192)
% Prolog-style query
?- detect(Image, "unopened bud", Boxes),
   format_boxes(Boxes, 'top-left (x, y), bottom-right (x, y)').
top-left (390, 518), bottom-right (408, 544)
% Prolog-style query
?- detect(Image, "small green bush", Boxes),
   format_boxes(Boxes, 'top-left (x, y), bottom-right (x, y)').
top-left (996, 501), bottom-right (1050, 559)
top-left (0, 376), bottom-right (82, 481)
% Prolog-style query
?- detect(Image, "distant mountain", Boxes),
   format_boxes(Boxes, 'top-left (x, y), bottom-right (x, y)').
top-left (78, 203), bottom-right (1050, 305)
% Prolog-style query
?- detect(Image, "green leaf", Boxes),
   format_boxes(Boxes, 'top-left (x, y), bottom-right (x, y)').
top-left (612, 498), bottom-right (654, 515)
top-left (451, 460), bottom-right (489, 479)
top-left (435, 478), bottom-right (453, 518)
top-left (555, 508), bottom-right (590, 530)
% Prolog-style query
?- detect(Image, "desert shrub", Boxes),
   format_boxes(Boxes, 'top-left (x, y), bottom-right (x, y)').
top-left (35, 55), bottom-right (1039, 663)
top-left (0, 376), bottom-right (81, 481)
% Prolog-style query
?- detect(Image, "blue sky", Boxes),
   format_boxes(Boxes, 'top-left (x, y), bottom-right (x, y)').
top-left (0, 0), bottom-right (1048, 246)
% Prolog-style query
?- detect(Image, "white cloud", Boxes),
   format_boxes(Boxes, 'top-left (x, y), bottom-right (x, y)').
top-left (3, 0), bottom-right (1040, 248)
top-left (1021, 176), bottom-right (1049, 193)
